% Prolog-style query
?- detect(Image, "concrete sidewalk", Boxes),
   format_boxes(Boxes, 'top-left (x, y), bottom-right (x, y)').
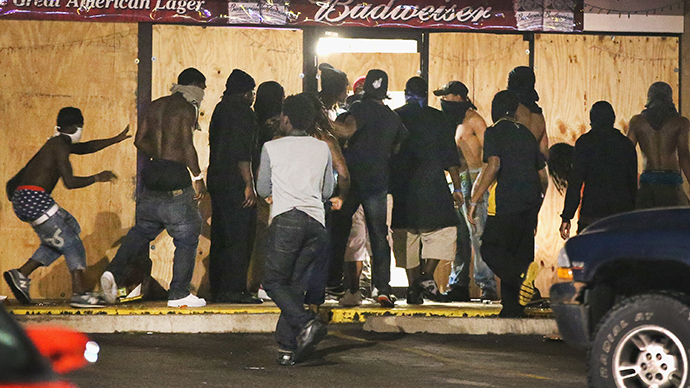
top-left (5, 299), bottom-right (557, 336)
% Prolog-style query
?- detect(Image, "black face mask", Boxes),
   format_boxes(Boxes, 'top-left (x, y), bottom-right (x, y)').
top-left (440, 99), bottom-right (476, 126)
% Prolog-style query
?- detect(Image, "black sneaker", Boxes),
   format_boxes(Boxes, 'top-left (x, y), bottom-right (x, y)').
top-left (480, 288), bottom-right (499, 302)
top-left (215, 291), bottom-right (263, 304)
top-left (418, 278), bottom-right (441, 301)
top-left (377, 293), bottom-right (396, 308)
top-left (406, 285), bottom-right (424, 305)
top-left (439, 286), bottom-right (470, 302)
top-left (70, 292), bottom-right (107, 308)
top-left (277, 349), bottom-right (295, 366)
top-left (4, 269), bottom-right (31, 305)
top-left (295, 319), bottom-right (328, 361)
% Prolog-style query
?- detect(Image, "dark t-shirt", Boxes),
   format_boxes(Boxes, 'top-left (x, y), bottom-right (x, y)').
top-left (391, 103), bottom-right (459, 229)
top-left (345, 99), bottom-right (408, 194)
top-left (207, 95), bottom-right (258, 194)
top-left (141, 157), bottom-right (191, 191)
top-left (484, 118), bottom-right (545, 215)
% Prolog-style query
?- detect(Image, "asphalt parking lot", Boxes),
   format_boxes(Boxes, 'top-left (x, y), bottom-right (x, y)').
top-left (67, 326), bottom-right (586, 388)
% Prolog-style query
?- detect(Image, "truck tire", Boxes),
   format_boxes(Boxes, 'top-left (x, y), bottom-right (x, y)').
top-left (588, 293), bottom-right (690, 388)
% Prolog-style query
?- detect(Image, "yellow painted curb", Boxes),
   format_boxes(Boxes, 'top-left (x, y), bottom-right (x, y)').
top-left (6, 301), bottom-right (547, 322)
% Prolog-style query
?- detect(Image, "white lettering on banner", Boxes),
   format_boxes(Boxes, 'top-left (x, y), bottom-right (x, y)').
top-left (153, 0), bottom-right (204, 14)
top-left (313, 0), bottom-right (493, 25)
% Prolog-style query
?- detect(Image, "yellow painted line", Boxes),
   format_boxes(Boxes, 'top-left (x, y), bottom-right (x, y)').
top-left (7, 302), bottom-right (548, 323)
top-left (328, 305), bottom-right (502, 323)
top-left (7, 306), bottom-right (282, 316)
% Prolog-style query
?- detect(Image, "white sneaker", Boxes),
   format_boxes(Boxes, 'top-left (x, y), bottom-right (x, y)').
top-left (100, 271), bottom-right (118, 304)
top-left (168, 294), bottom-right (206, 308)
top-left (257, 287), bottom-right (271, 301)
top-left (339, 290), bottom-right (363, 307)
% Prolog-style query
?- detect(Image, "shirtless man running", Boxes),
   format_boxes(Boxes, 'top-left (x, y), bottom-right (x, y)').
top-left (627, 82), bottom-right (690, 208)
top-left (435, 81), bottom-right (497, 302)
top-left (508, 66), bottom-right (548, 157)
top-left (4, 107), bottom-right (128, 308)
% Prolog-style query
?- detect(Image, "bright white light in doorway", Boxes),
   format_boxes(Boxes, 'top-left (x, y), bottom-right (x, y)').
top-left (317, 38), bottom-right (418, 55)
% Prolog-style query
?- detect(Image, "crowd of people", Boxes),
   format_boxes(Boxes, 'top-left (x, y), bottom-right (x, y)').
top-left (4, 63), bottom-right (690, 364)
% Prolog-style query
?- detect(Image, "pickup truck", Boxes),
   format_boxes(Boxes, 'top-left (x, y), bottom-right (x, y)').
top-left (551, 207), bottom-right (690, 388)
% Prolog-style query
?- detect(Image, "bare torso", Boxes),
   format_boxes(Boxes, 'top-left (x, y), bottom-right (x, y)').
top-left (19, 136), bottom-right (75, 193)
top-left (456, 109), bottom-right (486, 171)
top-left (516, 103), bottom-right (548, 156)
top-left (628, 114), bottom-right (690, 174)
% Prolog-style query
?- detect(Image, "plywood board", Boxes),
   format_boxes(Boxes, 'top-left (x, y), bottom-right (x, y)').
top-left (429, 32), bottom-right (530, 121)
top-left (149, 26), bottom-right (303, 294)
top-left (0, 20), bottom-right (138, 299)
top-left (534, 34), bottom-right (679, 295)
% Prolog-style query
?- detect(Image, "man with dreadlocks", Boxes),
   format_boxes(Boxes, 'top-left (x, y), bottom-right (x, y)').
top-left (628, 82), bottom-right (690, 208)
top-left (556, 102), bottom-right (637, 239)
top-left (508, 66), bottom-right (548, 157)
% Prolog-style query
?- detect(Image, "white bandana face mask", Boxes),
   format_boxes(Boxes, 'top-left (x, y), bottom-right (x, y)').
top-left (54, 126), bottom-right (83, 143)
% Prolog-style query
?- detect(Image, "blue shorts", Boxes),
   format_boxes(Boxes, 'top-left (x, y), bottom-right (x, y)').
top-left (29, 206), bottom-right (86, 271)
top-left (12, 187), bottom-right (86, 270)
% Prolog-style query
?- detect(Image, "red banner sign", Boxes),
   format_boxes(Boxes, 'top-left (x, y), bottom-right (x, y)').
top-left (291, 0), bottom-right (582, 31)
top-left (0, 0), bottom-right (582, 31)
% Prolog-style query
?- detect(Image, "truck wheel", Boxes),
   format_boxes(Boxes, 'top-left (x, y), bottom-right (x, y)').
top-left (588, 293), bottom-right (690, 388)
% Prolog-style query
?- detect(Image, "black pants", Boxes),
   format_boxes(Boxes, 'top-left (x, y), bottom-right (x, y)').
top-left (330, 188), bottom-right (392, 295)
top-left (209, 190), bottom-right (257, 298)
top-left (480, 207), bottom-right (539, 317)
top-left (263, 209), bottom-right (328, 351)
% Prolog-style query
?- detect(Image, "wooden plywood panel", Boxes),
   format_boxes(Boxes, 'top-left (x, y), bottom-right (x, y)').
top-left (318, 52), bottom-right (420, 94)
top-left (0, 20), bottom-right (138, 299)
top-left (150, 26), bottom-right (303, 294)
top-left (429, 32), bottom-right (530, 121)
top-left (534, 34), bottom-right (679, 295)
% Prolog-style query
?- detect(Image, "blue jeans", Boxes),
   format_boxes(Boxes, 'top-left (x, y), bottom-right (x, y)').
top-left (448, 180), bottom-right (496, 292)
top-left (107, 187), bottom-right (202, 300)
top-left (30, 207), bottom-right (86, 271)
top-left (330, 188), bottom-right (391, 295)
top-left (263, 209), bottom-right (328, 351)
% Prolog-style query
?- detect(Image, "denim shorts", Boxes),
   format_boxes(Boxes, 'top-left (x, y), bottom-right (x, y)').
top-left (30, 207), bottom-right (86, 271)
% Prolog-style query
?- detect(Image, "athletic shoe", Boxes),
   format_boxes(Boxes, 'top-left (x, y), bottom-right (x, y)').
top-left (100, 271), bottom-right (118, 304)
top-left (338, 290), bottom-right (363, 307)
top-left (439, 286), bottom-right (470, 302)
top-left (480, 288), bottom-right (499, 302)
top-left (295, 319), bottom-right (327, 361)
top-left (418, 278), bottom-right (441, 301)
top-left (406, 285), bottom-right (424, 305)
top-left (277, 349), bottom-right (295, 366)
top-left (325, 285), bottom-right (346, 299)
top-left (257, 287), bottom-right (271, 301)
top-left (167, 294), bottom-right (206, 308)
top-left (4, 269), bottom-right (31, 305)
top-left (519, 262), bottom-right (540, 306)
top-left (70, 292), bottom-right (107, 308)
top-left (215, 291), bottom-right (262, 304)
top-left (377, 293), bottom-right (396, 308)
